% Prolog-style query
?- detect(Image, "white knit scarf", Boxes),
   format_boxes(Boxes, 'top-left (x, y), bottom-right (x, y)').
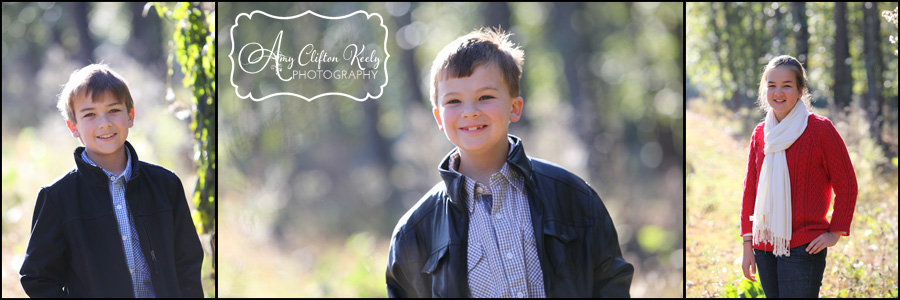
top-left (751, 101), bottom-right (809, 257)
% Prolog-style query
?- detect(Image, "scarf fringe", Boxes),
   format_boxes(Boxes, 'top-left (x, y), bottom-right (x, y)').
top-left (752, 216), bottom-right (791, 257)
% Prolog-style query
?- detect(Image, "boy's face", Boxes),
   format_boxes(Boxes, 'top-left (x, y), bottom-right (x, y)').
top-left (66, 90), bottom-right (134, 158)
top-left (433, 63), bottom-right (523, 155)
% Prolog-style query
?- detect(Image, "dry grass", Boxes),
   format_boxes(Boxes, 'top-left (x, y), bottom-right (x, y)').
top-left (686, 98), bottom-right (899, 298)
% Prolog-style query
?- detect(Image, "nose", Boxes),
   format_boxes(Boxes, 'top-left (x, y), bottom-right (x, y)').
top-left (461, 101), bottom-right (480, 119)
top-left (772, 87), bottom-right (785, 98)
top-left (98, 113), bottom-right (113, 129)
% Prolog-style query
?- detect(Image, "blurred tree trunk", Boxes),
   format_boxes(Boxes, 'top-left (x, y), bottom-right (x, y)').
top-left (393, 3), bottom-right (426, 108)
top-left (833, 2), bottom-right (852, 109)
top-left (130, 2), bottom-right (164, 77)
top-left (483, 2), bottom-right (511, 32)
top-left (772, 2), bottom-right (784, 55)
top-left (744, 4), bottom-right (757, 111)
top-left (72, 2), bottom-right (96, 64)
top-left (551, 2), bottom-right (602, 182)
top-left (723, 3), bottom-right (743, 111)
top-left (709, 3), bottom-right (730, 109)
top-left (791, 3), bottom-right (810, 66)
top-left (363, 99), bottom-right (394, 176)
top-left (362, 95), bottom-right (396, 224)
top-left (863, 2), bottom-right (887, 149)
top-left (390, 2), bottom-right (424, 217)
top-left (748, 3), bottom-right (764, 111)
top-left (678, 7), bottom-right (684, 88)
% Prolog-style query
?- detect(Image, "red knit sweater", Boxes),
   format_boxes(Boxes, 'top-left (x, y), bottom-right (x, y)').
top-left (740, 113), bottom-right (858, 251)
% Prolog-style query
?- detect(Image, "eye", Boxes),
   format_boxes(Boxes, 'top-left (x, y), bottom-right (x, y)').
top-left (479, 95), bottom-right (494, 101)
top-left (446, 99), bottom-right (461, 104)
top-left (83, 113), bottom-right (95, 118)
top-left (784, 85), bottom-right (791, 88)
top-left (110, 109), bottom-right (121, 113)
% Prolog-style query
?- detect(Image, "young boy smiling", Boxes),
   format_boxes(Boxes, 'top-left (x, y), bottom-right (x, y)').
top-left (386, 28), bottom-right (633, 297)
top-left (19, 64), bottom-right (204, 297)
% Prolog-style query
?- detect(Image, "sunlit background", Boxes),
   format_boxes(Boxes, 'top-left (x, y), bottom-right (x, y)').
top-left (2, 2), bottom-right (215, 297)
top-left (686, 2), bottom-right (898, 298)
top-left (220, 2), bottom-right (683, 297)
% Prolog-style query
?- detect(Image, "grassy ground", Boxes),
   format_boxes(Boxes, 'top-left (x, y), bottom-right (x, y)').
top-left (685, 98), bottom-right (898, 298)
top-left (218, 196), bottom-right (389, 298)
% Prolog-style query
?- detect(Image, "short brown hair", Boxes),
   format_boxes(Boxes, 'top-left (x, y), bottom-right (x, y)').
top-left (756, 55), bottom-right (812, 113)
top-left (57, 64), bottom-right (134, 123)
top-left (429, 27), bottom-right (524, 108)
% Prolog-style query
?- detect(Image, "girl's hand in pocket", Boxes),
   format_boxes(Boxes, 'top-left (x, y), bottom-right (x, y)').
top-left (806, 231), bottom-right (843, 254)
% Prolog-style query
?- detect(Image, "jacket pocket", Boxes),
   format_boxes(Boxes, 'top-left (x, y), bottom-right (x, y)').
top-left (421, 243), bottom-right (449, 275)
top-left (543, 221), bottom-right (577, 279)
top-left (544, 221), bottom-right (576, 242)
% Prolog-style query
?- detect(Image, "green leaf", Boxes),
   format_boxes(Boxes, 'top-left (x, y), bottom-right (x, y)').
top-left (172, 2), bottom-right (188, 20)
top-left (161, 1), bottom-right (215, 238)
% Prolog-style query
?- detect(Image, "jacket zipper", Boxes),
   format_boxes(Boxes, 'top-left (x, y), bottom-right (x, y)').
top-left (123, 179), bottom-right (160, 275)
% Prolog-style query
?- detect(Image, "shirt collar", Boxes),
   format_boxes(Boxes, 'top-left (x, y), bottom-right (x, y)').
top-left (448, 136), bottom-right (516, 174)
top-left (448, 137), bottom-right (525, 214)
top-left (464, 163), bottom-right (527, 214)
top-left (81, 147), bottom-right (132, 182)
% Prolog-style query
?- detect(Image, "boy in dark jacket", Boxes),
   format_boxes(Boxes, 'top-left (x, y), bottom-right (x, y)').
top-left (385, 28), bottom-right (633, 297)
top-left (19, 64), bottom-right (204, 297)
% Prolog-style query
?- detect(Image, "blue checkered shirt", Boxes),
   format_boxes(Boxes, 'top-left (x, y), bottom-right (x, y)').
top-left (448, 140), bottom-right (546, 298)
top-left (81, 150), bottom-right (156, 298)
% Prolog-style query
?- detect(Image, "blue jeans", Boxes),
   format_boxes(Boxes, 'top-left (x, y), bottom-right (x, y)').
top-left (753, 243), bottom-right (827, 298)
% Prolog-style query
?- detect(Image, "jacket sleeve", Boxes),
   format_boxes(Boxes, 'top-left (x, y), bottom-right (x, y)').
top-left (170, 175), bottom-right (205, 297)
top-left (740, 124), bottom-right (762, 237)
top-left (820, 119), bottom-right (858, 236)
top-left (20, 188), bottom-right (69, 297)
top-left (592, 191), bottom-right (634, 298)
top-left (386, 232), bottom-right (417, 298)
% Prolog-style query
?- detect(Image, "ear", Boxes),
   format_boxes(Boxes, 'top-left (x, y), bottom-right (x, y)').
top-left (128, 107), bottom-right (135, 127)
top-left (433, 107), bottom-right (444, 132)
top-left (66, 119), bottom-right (80, 138)
top-left (509, 96), bottom-right (524, 122)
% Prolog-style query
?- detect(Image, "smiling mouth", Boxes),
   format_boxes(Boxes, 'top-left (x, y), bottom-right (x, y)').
top-left (97, 133), bottom-right (116, 139)
top-left (461, 125), bottom-right (487, 131)
top-left (774, 100), bottom-right (786, 103)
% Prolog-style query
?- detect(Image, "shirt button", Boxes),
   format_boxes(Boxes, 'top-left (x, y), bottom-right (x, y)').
top-left (506, 252), bottom-right (514, 259)
top-left (495, 213), bottom-right (502, 219)
top-left (109, 175), bottom-right (115, 181)
top-left (122, 235), bottom-right (127, 240)
top-left (116, 204), bottom-right (122, 209)
top-left (476, 187), bottom-right (483, 194)
top-left (517, 291), bottom-right (525, 298)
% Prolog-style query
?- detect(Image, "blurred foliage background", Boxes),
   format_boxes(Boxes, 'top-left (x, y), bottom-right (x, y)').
top-left (220, 2), bottom-right (683, 297)
top-left (1, 2), bottom-right (216, 297)
top-left (686, 2), bottom-right (899, 298)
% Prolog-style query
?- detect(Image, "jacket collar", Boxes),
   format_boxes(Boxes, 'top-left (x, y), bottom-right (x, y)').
top-left (74, 140), bottom-right (141, 186)
top-left (438, 134), bottom-right (534, 212)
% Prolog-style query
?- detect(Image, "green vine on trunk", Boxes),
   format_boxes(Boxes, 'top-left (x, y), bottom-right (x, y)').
top-left (146, 1), bottom-right (216, 288)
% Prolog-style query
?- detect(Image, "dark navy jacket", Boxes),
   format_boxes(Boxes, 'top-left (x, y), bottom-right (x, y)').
top-left (386, 135), bottom-right (633, 297)
top-left (20, 141), bottom-right (204, 297)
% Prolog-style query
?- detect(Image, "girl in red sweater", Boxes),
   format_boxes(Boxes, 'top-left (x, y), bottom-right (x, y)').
top-left (739, 55), bottom-right (858, 298)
